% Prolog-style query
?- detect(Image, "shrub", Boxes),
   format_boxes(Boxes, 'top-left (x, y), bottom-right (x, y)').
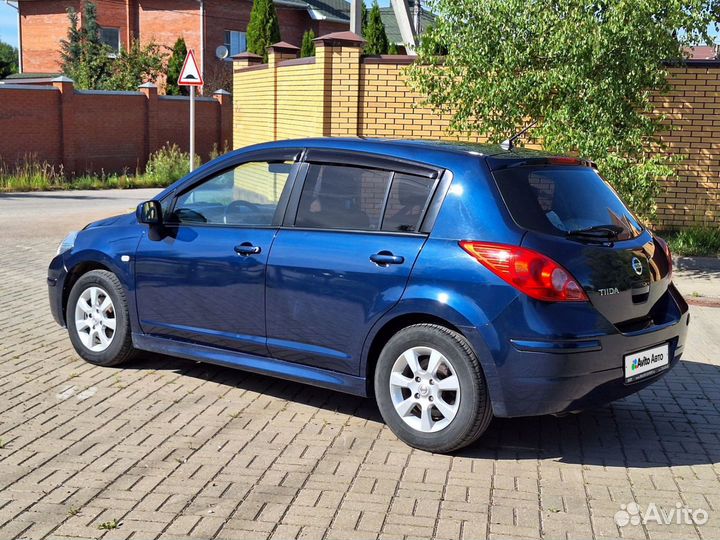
top-left (166, 37), bottom-right (188, 96)
top-left (144, 143), bottom-right (200, 185)
top-left (300, 30), bottom-right (316, 58)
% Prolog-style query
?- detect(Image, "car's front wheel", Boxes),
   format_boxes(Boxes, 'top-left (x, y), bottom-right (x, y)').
top-left (66, 270), bottom-right (137, 366)
top-left (374, 324), bottom-right (493, 453)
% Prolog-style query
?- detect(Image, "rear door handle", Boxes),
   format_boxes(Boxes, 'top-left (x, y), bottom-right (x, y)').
top-left (370, 251), bottom-right (405, 266)
top-left (234, 243), bottom-right (261, 256)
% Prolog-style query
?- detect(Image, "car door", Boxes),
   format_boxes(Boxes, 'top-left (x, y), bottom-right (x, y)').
top-left (134, 149), bottom-right (300, 356)
top-left (265, 150), bottom-right (442, 375)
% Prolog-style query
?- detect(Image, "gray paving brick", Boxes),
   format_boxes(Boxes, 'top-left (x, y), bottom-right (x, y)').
top-left (1, 191), bottom-right (719, 540)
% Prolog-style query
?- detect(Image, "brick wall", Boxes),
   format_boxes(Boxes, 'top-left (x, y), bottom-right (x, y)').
top-left (232, 33), bottom-right (720, 228)
top-left (19, 0), bottom-right (348, 81)
top-left (0, 80), bottom-right (232, 175)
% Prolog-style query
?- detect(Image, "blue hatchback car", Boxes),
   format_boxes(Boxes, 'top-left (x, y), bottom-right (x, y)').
top-left (48, 138), bottom-right (689, 452)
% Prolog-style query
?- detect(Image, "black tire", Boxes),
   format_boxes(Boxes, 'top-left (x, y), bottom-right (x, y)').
top-left (66, 269), bottom-right (137, 367)
top-left (374, 324), bottom-right (493, 453)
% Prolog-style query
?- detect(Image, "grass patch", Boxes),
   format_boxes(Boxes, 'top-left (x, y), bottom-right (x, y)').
top-left (98, 519), bottom-right (121, 530)
top-left (659, 227), bottom-right (720, 257)
top-left (0, 143), bottom-right (222, 193)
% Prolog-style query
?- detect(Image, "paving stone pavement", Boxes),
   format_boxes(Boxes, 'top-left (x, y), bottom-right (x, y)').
top-left (1, 190), bottom-right (719, 540)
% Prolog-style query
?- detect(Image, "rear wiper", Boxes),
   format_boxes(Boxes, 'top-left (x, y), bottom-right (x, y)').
top-left (566, 224), bottom-right (625, 239)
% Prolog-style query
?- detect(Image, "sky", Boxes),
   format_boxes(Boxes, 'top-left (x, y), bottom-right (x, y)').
top-left (0, 1), bottom-right (716, 49)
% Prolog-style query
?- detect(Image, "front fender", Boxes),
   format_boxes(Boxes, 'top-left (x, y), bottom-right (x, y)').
top-left (62, 225), bottom-right (143, 329)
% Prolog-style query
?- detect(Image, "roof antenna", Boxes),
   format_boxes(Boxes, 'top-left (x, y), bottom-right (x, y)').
top-left (500, 120), bottom-right (538, 151)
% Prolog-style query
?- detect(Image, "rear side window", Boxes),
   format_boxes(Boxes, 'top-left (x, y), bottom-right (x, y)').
top-left (493, 166), bottom-right (643, 240)
top-left (381, 173), bottom-right (436, 232)
top-left (295, 164), bottom-right (392, 230)
top-left (295, 163), bottom-right (437, 232)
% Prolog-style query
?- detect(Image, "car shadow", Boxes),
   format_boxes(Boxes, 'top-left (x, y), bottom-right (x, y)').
top-left (675, 257), bottom-right (720, 281)
top-left (122, 355), bottom-right (719, 468)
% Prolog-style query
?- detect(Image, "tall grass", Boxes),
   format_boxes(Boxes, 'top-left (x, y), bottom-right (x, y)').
top-left (0, 144), bottom-right (204, 193)
top-left (661, 227), bottom-right (720, 257)
top-left (0, 157), bottom-right (67, 192)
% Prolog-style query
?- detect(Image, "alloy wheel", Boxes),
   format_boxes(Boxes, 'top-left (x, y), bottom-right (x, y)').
top-left (74, 286), bottom-right (116, 352)
top-left (389, 346), bottom-right (460, 433)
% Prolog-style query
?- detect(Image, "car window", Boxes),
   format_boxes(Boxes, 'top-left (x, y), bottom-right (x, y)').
top-left (381, 173), bottom-right (436, 232)
top-left (172, 161), bottom-right (294, 226)
top-left (493, 166), bottom-right (643, 239)
top-left (295, 164), bottom-right (393, 231)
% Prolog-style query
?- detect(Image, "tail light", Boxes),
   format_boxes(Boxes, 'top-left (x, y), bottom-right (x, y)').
top-left (656, 236), bottom-right (673, 279)
top-left (459, 241), bottom-right (588, 302)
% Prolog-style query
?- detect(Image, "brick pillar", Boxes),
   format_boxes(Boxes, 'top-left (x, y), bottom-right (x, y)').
top-left (138, 82), bottom-right (158, 167)
top-left (213, 89), bottom-right (232, 151)
top-left (313, 31), bottom-right (365, 137)
top-left (268, 42), bottom-right (300, 140)
top-left (52, 76), bottom-right (77, 175)
top-left (232, 52), bottom-right (263, 69)
top-left (232, 52), bottom-right (267, 147)
top-left (267, 41), bottom-right (300, 66)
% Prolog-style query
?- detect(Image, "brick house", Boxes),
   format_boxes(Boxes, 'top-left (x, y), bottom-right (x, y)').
top-left (14, 0), bottom-right (351, 85)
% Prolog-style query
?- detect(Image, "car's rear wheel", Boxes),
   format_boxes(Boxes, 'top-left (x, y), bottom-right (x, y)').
top-left (66, 270), bottom-right (137, 367)
top-left (374, 324), bottom-right (493, 453)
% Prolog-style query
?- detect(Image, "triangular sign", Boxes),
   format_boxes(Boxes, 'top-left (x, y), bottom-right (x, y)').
top-left (178, 49), bottom-right (203, 86)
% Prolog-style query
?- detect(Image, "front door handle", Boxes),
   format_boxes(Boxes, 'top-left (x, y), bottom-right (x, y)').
top-left (370, 251), bottom-right (405, 266)
top-left (234, 243), bottom-right (261, 256)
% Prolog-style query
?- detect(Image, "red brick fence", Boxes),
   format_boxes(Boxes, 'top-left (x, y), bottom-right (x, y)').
top-left (0, 77), bottom-right (232, 175)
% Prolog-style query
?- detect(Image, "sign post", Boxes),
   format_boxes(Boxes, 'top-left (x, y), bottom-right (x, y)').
top-left (178, 49), bottom-right (204, 172)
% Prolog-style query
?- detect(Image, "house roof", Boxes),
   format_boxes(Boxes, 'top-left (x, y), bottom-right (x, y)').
top-left (688, 45), bottom-right (718, 60)
top-left (276, 0), bottom-right (434, 42)
top-left (275, 0), bottom-right (351, 23)
top-left (379, 6), bottom-right (434, 45)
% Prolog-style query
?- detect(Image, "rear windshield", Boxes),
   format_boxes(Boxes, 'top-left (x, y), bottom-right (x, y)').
top-left (492, 166), bottom-right (643, 240)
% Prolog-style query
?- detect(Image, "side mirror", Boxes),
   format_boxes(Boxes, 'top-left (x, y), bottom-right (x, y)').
top-left (137, 200), bottom-right (163, 225)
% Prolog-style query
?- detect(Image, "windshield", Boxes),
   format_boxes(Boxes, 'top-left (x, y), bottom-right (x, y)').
top-left (492, 166), bottom-right (643, 240)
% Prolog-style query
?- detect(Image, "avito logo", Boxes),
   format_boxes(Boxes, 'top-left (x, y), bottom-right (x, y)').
top-left (631, 351), bottom-right (665, 371)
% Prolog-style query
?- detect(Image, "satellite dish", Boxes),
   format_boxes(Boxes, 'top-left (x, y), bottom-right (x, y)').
top-left (216, 45), bottom-right (229, 60)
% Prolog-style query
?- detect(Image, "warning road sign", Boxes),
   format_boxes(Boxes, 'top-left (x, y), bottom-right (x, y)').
top-left (178, 49), bottom-right (203, 86)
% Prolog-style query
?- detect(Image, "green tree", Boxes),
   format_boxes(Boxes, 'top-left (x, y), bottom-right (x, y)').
top-left (60, 2), bottom-right (112, 89)
top-left (166, 37), bottom-right (188, 95)
top-left (361, 2), bottom-right (368, 34)
top-left (246, 0), bottom-right (281, 62)
top-left (388, 42), bottom-right (399, 55)
top-left (107, 40), bottom-right (166, 91)
top-left (300, 29), bottom-right (316, 58)
top-left (60, 1), bottom-right (166, 90)
top-left (364, 0), bottom-right (389, 55)
top-left (0, 40), bottom-right (18, 78)
top-left (408, 0), bottom-right (720, 220)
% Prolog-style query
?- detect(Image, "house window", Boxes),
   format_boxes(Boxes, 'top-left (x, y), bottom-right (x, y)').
top-left (224, 30), bottom-right (247, 57)
top-left (99, 27), bottom-right (121, 55)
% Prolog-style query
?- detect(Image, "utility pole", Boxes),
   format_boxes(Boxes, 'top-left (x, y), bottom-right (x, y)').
top-left (350, 0), bottom-right (362, 35)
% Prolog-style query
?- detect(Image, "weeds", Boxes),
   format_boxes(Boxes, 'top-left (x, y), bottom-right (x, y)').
top-left (98, 519), bottom-right (121, 530)
top-left (661, 227), bottom-right (720, 257)
top-left (0, 143), bottom-right (204, 193)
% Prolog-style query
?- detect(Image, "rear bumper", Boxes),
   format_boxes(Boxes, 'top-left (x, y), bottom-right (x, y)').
top-left (479, 285), bottom-right (690, 418)
top-left (47, 254), bottom-right (68, 327)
